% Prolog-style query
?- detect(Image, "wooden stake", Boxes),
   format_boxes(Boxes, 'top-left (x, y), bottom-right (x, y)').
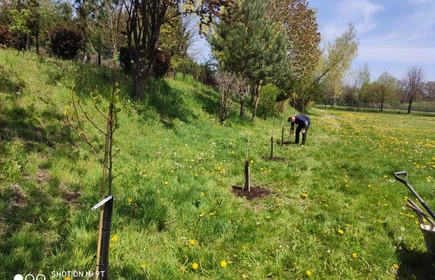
top-left (270, 136), bottom-right (274, 159)
top-left (244, 160), bottom-right (250, 192)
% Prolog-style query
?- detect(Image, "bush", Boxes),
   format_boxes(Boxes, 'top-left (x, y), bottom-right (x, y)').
top-left (259, 84), bottom-right (281, 119)
top-left (153, 49), bottom-right (171, 79)
top-left (0, 25), bottom-right (13, 47)
top-left (50, 26), bottom-right (82, 59)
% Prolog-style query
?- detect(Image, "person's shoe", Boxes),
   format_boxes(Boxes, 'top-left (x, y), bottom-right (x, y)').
top-left (301, 145), bottom-right (304, 147)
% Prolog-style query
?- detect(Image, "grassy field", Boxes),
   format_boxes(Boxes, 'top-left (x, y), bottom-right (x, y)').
top-left (1, 49), bottom-right (435, 279)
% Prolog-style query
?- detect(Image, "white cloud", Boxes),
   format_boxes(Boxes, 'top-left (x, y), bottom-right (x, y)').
top-left (320, 0), bottom-right (386, 41)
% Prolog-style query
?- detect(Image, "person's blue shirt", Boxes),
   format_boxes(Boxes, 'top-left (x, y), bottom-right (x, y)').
top-left (291, 114), bottom-right (310, 130)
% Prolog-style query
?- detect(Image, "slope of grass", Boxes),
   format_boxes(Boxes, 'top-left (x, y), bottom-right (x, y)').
top-left (1, 48), bottom-right (435, 279)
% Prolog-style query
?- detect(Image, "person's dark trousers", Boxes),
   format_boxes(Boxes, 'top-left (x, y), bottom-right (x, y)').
top-left (295, 124), bottom-right (309, 145)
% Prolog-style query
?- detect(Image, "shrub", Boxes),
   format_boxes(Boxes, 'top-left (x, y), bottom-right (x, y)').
top-left (0, 25), bottom-right (13, 47)
top-left (50, 26), bottom-right (82, 59)
top-left (259, 84), bottom-right (281, 119)
top-left (153, 49), bottom-right (171, 79)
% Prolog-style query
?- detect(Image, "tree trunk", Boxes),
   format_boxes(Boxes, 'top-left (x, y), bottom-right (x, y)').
top-left (251, 83), bottom-right (261, 121)
top-left (239, 95), bottom-right (245, 118)
top-left (407, 100), bottom-right (412, 114)
top-left (380, 101), bottom-right (384, 112)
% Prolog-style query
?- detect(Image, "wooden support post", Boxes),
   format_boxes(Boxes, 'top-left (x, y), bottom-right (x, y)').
top-left (244, 160), bottom-right (250, 192)
top-left (281, 125), bottom-right (284, 146)
top-left (270, 136), bottom-right (274, 159)
top-left (99, 198), bottom-right (113, 279)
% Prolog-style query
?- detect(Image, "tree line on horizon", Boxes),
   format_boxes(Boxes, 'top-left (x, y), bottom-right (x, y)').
top-left (0, 0), bottom-right (433, 118)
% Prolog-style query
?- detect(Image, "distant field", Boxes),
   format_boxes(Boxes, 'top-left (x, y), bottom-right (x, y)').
top-left (1, 49), bottom-right (435, 279)
top-left (316, 101), bottom-right (435, 115)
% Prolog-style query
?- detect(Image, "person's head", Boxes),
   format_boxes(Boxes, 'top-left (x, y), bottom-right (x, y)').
top-left (288, 115), bottom-right (296, 123)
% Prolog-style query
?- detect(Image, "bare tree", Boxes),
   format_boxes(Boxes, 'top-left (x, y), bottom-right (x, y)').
top-left (216, 72), bottom-right (247, 124)
top-left (401, 65), bottom-right (426, 114)
top-left (422, 81), bottom-right (435, 101)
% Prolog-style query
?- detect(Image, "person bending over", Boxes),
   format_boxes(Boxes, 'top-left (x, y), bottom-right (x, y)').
top-left (288, 114), bottom-right (311, 146)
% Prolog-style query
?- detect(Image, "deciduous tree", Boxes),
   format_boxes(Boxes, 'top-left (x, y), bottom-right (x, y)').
top-left (400, 65), bottom-right (426, 114)
top-left (269, 0), bottom-right (320, 81)
top-left (123, 0), bottom-right (234, 100)
top-left (368, 71), bottom-right (398, 112)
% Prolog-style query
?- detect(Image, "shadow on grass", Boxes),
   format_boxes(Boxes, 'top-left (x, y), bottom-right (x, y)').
top-left (395, 246), bottom-right (435, 278)
top-left (0, 63), bottom-right (26, 94)
top-left (193, 86), bottom-right (220, 116)
top-left (143, 79), bottom-right (197, 128)
top-left (0, 99), bottom-right (84, 277)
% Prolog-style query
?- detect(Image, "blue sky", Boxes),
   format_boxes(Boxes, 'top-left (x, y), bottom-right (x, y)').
top-left (308, 0), bottom-right (435, 81)
top-left (189, 0), bottom-right (434, 82)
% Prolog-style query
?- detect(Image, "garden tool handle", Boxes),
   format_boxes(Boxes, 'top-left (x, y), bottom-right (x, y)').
top-left (393, 171), bottom-right (408, 185)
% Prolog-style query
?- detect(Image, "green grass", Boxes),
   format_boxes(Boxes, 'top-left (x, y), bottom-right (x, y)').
top-left (1, 48), bottom-right (435, 279)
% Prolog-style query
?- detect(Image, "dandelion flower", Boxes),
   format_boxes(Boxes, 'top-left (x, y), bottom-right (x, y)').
top-left (220, 260), bottom-right (227, 268)
top-left (65, 277), bottom-right (71, 280)
top-left (352, 253), bottom-right (357, 258)
top-left (306, 270), bottom-right (312, 277)
top-left (242, 274), bottom-right (248, 279)
top-left (111, 234), bottom-right (118, 242)
top-left (127, 198), bottom-right (133, 203)
top-left (392, 264), bottom-right (399, 269)
top-left (301, 193), bottom-right (308, 199)
top-left (338, 229), bottom-right (344, 235)
top-left (179, 266), bottom-right (186, 274)
top-left (141, 263), bottom-right (147, 268)
top-left (192, 263), bottom-right (199, 270)
top-left (189, 239), bottom-right (196, 246)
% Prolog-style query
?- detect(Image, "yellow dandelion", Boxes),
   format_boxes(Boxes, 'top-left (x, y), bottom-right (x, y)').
top-left (164, 181), bottom-right (169, 185)
top-left (377, 220), bottom-right (383, 223)
top-left (189, 239), bottom-right (196, 246)
top-left (141, 263), bottom-right (147, 268)
top-left (352, 253), bottom-right (357, 258)
top-left (301, 193), bottom-right (308, 199)
top-left (392, 264), bottom-right (399, 269)
top-left (338, 229), bottom-right (344, 235)
top-left (65, 277), bottom-right (71, 280)
top-left (306, 270), bottom-right (312, 277)
top-left (179, 266), bottom-right (186, 274)
top-left (242, 274), bottom-right (248, 279)
top-left (127, 198), bottom-right (133, 203)
top-left (192, 263), bottom-right (199, 270)
top-left (220, 260), bottom-right (227, 268)
top-left (109, 243), bottom-right (113, 248)
top-left (111, 234), bottom-right (118, 242)
top-left (353, 233), bottom-right (357, 238)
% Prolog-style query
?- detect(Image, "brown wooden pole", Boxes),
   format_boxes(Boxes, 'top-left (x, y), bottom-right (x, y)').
top-left (244, 160), bottom-right (250, 192)
top-left (270, 136), bottom-right (274, 159)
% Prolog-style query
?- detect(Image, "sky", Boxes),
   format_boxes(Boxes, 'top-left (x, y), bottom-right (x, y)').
top-left (189, 0), bottom-right (435, 82)
top-left (309, 0), bottom-right (435, 82)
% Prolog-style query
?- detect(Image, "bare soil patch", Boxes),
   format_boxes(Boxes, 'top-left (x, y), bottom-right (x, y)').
top-left (231, 186), bottom-right (271, 200)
